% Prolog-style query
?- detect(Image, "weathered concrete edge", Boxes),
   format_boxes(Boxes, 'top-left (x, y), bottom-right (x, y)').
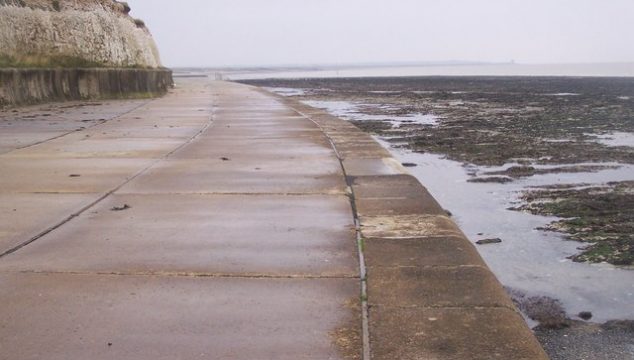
top-left (253, 86), bottom-right (549, 360)
top-left (0, 68), bottom-right (173, 108)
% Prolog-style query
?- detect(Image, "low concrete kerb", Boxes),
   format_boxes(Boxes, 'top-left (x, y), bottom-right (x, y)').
top-left (255, 85), bottom-right (549, 360)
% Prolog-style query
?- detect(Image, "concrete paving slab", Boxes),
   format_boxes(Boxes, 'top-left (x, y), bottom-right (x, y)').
top-left (359, 214), bottom-right (464, 239)
top-left (0, 100), bottom-right (150, 153)
top-left (352, 175), bottom-right (447, 216)
top-left (215, 114), bottom-right (304, 120)
top-left (337, 146), bottom-right (392, 160)
top-left (0, 131), bottom-right (64, 154)
top-left (0, 100), bottom-right (148, 124)
top-left (202, 124), bottom-right (323, 139)
top-left (341, 158), bottom-right (405, 177)
top-left (173, 134), bottom-right (335, 159)
top-left (0, 144), bottom-right (16, 154)
top-left (0, 273), bottom-right (360, 360)
top-left (5, 136), bottom-right (184, 159)
top-left (87, 125), bottom-right (204, 140)
top-left (0, 194), bottom-right (359, 276)
top-left (0, 157), bottom-right (154, 193)
top-left (109, 113), bottom-right (210, 124)
top-left (352, 174), bottom-right (433, 198)
top-left (363, 236), bottom-right (487, 268)
top-left (211, 115), bottom-right (308, 123)
top-left (366, 266), bottom-right (514, 308)
top-left (369, 307), bottom-right (548, 360)
top-left (119, 157), bottom-right (346, 195)
top-left (0, 193), bottom-right (97, 253)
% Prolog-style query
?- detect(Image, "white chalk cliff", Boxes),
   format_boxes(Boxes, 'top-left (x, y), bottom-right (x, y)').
top-left (0, 0), bottom-right (162, 68)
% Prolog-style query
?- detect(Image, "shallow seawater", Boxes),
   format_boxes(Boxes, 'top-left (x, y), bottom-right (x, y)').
top-left (302, 99), bottom-right (439, 127)
top-left (296, 95), bottom-right (634, 324)
top-left (545, 93), bottom-right (580, 96)
top-left (224, 62), bottom-right (634, 80)
top-left (262, 87), bottom-right (307, 97)
top-left (384, 147), bottom-right (634, 323)
top-left (589, 132), bottom-right (634, 148)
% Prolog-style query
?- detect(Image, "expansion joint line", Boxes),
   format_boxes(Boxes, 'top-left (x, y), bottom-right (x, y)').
top-left (11, 270), bottom-right (359, 280)
top-left (0, 104), bottom-right (217, 259)
top-left (289, 104), bottom-right (372, 360)
top-left (8, 98), bottom-right (153, 154)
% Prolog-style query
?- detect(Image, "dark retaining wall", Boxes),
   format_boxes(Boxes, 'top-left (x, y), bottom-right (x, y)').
top-left (0, 68), bottom-right (173, 107)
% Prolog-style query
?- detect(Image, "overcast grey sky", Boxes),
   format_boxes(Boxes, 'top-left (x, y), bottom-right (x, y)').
top-left (129, 0), bottom-right (634, 68)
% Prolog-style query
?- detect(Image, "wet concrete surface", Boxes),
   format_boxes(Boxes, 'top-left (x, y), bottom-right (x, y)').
top-left (0, 100), bottom-right (148, 154)
top-left (0, 193), bottom-right (96, 253)
top-left (0, 273), bottom-right (358, 360)
top-left (0, 194), bottom-right (358, 276)
top-left (0, 79), bottom-right (361, 359)
top-left (369, 307), bottom-right (546, 360)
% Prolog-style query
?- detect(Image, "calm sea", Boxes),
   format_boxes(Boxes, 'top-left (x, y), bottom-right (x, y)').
top-left (220, 62), bottom-right (634, 80)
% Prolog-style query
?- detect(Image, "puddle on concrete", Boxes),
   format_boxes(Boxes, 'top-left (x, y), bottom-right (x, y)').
top-left (295, 94), bottom-right (634, 324)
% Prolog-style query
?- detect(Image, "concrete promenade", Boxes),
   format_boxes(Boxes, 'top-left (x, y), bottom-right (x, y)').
top-left (0, 79), bottom-right (547, 359)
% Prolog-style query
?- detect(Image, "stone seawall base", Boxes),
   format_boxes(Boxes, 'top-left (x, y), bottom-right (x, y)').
top-left (0, 68), bottom-right (173, 107)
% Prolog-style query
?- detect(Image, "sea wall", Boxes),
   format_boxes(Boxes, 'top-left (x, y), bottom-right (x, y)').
top-left (262, 87), bottom-right (550, 359)
top-left (0, 68), bottom-right (173, 107)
